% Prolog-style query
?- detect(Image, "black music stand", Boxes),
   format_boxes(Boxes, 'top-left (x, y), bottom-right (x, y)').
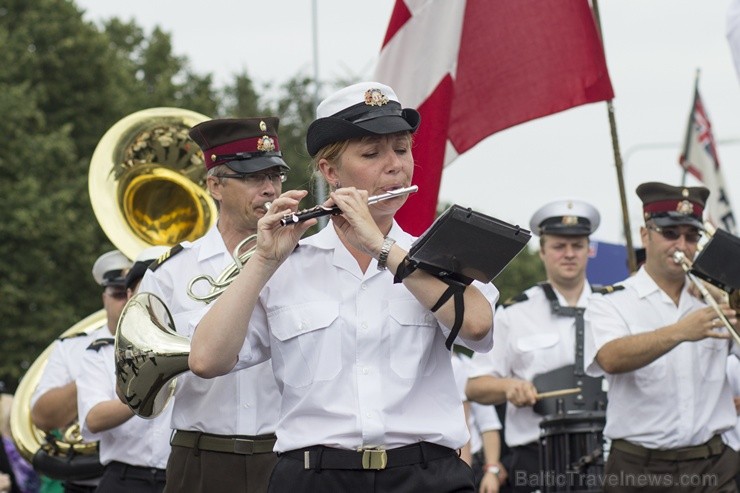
top-left (408, 205), bottom-right (532, 285)
top-left (691, 228), bottom-right (740, 293)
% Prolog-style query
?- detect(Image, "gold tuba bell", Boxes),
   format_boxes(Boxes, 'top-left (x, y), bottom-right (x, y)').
top-left (10, 107), bottom-right (213, 478)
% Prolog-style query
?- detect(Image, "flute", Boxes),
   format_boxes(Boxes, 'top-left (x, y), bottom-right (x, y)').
top-left (280, 185), bottom-right (419, 226)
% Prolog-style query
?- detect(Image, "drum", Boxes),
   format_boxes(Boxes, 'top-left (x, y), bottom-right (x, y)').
top-left (539, 410), bottom-right (605, 493)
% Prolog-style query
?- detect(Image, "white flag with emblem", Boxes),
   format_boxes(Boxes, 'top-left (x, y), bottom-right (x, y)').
top-left (679, 86), bottom-right (737, 234)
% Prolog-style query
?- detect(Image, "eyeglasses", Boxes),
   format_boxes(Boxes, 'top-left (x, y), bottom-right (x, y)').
top-left (217, 172), bottom-right (287, 185)
top-left (647, 225), bottom-right (702, 243)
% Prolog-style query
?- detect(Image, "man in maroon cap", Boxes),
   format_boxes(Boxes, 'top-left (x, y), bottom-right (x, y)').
top-left (138, 117), bottom-right (288, 493)
top-left (585, 182), bottom-right (739, 492)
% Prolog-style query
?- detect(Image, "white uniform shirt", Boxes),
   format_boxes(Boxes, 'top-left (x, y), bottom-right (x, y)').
top-left (31, 326), bottom-right (109, 408)
top-left (226, 221), bottom-right (497, 452)
top-left (77, 340), bottom-right (172, 468)
top-left (452, 354), bottom-right (502, 454)
top-left (722, 355), bottom-right (740, 451)
top-left (31, 326), bottom-right (110, 487)
top-left (467, 283), bottom-right (593, 447)
top-left (138, 226), bottom-right (280, 436)
top-left (585, 267), bottom-right (735, 449)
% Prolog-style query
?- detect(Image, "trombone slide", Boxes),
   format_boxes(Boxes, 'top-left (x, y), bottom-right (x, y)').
top-left (673, 251), bottom-right (740, 347)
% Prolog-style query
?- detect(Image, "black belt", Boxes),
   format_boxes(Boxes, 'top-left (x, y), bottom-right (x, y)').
top-left (282, 442), bottom-right (458, 470)
top-left (611, 435), bottom-right (725, 461)
top-left (170, 430), bottom-right (276, 455)
top-left (106, 461), bottom-right (166, 482)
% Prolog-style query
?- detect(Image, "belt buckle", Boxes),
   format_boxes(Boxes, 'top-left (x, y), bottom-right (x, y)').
top-left (233, 438), bottom-right (255, 455)
top-left (361, 449), bottom-right (388, 470)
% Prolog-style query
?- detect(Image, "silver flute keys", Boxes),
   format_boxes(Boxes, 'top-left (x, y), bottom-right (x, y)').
top-left (280, 185), bottom-right (419, 226)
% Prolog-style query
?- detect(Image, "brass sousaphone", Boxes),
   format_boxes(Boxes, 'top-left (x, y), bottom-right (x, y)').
top-left (10, 107), bottom-right (214, 479)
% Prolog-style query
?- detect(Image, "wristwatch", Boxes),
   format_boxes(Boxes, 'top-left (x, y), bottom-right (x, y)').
top-left (485, 464), bottom-right (501, 478)
top-left (377, 236), bottom-right (396, 271)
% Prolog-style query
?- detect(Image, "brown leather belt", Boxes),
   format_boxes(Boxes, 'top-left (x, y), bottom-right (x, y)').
top-left (611, 435), bottom-right (725, 461)
top-left (170, 430), bottom-right (276, 455)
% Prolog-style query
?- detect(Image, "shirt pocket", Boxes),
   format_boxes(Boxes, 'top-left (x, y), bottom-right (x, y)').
top-left (515, 332), bottom-right (560, 374)
top-left (698, 338), bottom-right (729, 382)
top-left (269, 301), bottom-right (340, 388)
top-left (388, 298), bottom-right (439, 379)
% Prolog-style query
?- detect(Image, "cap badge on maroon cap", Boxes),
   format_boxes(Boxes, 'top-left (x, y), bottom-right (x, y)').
top-left (259, 120), bottom-right (267, 131)
top-left (677, 200), bottom-right (694, 215)
top-left (257, 135), bottom-right (276, 152)
top-left (364, 88), bottom-right (389, 107)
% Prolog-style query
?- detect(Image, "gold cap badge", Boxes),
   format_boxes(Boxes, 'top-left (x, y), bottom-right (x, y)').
top-left (676, 200), bottom-right (694, 214)
top-left (259, 120), bottom-right (267, 132)
top-left (256, 135), bottom-right (276, 152)
top-left (364, 88), bottom-right (389, 107)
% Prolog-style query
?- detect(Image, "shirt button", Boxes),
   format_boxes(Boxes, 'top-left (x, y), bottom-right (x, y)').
top-left (361, 322), bottom-right (368, 330)
top-left (361, 284), bottom-right (368, 290)
top-left (366, 412), bottom-right (372, 418)
top-left (362, 367), bottom-right (369, 375)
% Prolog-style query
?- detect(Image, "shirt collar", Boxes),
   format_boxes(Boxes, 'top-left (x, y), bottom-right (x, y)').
top-left (631, 266), bottom-right (661, 299)
top-left (197, 224), bottom-right (231, 263)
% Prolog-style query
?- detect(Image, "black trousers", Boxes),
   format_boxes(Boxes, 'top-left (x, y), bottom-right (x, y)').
top-left (164, 444), bottom-right (277, 493)
top-left (504, 442), bottom-right (541, 493)
top-left (63, 483), bottom-right (98, 493)
top-left (95, 462), bottom-right (165, 493)
top-left (604, 445), bottom-right (739, 493)
top-left (267, 452), bottom-right (474, 493)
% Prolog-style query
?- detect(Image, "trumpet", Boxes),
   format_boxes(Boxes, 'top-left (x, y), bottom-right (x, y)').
top-left (280, 185), bottom-right (419, 226)
top-left (672, 250), bottom-right (740, 346)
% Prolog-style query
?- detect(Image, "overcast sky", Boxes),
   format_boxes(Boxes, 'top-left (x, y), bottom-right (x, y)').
top-left (74, 0), bottom-right (740, 245)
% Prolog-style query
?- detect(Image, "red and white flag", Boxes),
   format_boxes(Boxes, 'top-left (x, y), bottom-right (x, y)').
top-left (375, 0), bottom-right (614, 235)
top-left (680, 87), bottom-right (737, 234)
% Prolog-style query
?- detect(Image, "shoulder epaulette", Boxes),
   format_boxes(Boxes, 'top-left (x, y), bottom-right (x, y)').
top-left (58, 332), bottom-right (89, 341)
top-left (86, 338), bottom-right (114, 352)
top-left (148, 244), bottom-right (184, 272)
top-left (501, 292), bottom-right (529, 308)
top-left (593, 285), bottom-right (625, 295)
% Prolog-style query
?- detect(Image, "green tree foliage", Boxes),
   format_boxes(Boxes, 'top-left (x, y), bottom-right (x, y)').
top-left (494, 246), bottom-right (546, 304)
top-left (0, 0), bottom-right (224, 390)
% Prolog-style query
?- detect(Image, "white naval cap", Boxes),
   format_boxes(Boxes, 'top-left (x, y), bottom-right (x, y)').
top-left (92, 250), bottom-right (132, 287)
top-left (529, 198), bottom-right (600, 236)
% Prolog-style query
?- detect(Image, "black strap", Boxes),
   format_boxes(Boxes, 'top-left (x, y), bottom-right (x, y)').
top-left (393, 255), bottom-right (419, 284)
top-left (539, 282), bottom-right (587, 376)
top-left (430, 280), bottom-right (467, 350)
top-left (394, 254), bottom-right (467, 350)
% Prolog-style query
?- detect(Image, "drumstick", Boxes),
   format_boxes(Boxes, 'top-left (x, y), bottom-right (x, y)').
top-left (535, 387), bottom-right (582, 400)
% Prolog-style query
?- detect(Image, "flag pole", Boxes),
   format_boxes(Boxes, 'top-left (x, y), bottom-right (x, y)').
top-left (591, 0), bottom-right (636, 273)
top-left (311, 0), bottom-right (328, 228)
top-left (680, 69), bottom-right (701, 187)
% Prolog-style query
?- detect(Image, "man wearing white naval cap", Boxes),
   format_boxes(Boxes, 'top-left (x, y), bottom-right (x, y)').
top-left (31, 250), bottom-right (132, 492)
top-left (466, 199), bottom-right (603, 492)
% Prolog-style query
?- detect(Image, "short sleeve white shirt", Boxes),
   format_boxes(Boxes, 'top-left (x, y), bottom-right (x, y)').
top-left (467, 283), bottom-right (592, 446)
top-left (31, 326), bottom-right (110, 409)
top-left (138, 225), bottom-right (280, 436)
top-left (77, 341), bottom-right (171, 468)
top-left (228, 221), bottom-right (498, 452)
top-left (585, 267), bottom-right (735, 448)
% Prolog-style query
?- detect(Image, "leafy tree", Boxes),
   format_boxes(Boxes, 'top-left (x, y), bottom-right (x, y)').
top-left (0, 0), bottom-right (222, 390)
top-left (493, 246), bottom-right (546, 304)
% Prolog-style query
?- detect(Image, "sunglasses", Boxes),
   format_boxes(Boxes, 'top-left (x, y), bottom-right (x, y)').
top-left (105, 289), bottom-right (128, 300)
top-left (647, 225), bottom-right (702, 243)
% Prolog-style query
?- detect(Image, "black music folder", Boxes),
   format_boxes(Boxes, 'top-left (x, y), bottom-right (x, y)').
top-left (408, 205), bottom-right (531, 284)
top-left (691, 228), bottom-right (740, 292)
